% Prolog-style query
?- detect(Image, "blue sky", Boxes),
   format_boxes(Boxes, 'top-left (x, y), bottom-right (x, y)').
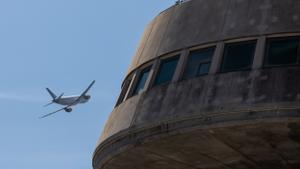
top-left (0, 1), bottom-right (174, 169)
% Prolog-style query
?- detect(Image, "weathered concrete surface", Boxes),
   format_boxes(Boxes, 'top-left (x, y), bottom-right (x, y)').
top-left (99, 67), bottom-right (300, 142)
top-left (127, 0), bottom-right (300, 73)
top-left (133, 68), bottom-right (300, 125)
top-left (98, 95), bottom-right (140, 144)
top-left (94, 67), bottom-right (300, 169)
top-left (137, 8), bottom-right (174, 66)
top-left (128, 20), bottom-right (155, 72)
top-left (94, 118), bottom-right (300, 169)
top-left (94, 0), bottom-right (300, 168)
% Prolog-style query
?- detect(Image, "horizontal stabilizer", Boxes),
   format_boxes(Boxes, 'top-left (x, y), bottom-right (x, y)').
top-left (43, 102), bottom-right (54, 107)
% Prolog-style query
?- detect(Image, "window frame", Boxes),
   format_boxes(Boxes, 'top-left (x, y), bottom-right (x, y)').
top-left (130, 65), bottom-right (152, 97)
top-left (220, 40), bottom-right (257, 73)
top-left (115, 73), bottom-right (135, 107)
top-left (182, 46), bottom-right (215, 79)
top-left (152, 55), bottom-right (180, 87)
top-left (263, 36), bottom-right (300, 68)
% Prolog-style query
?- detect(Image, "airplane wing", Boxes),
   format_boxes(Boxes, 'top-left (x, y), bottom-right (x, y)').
top-left (80, 80), bottom-right (95, 97)
top-left (39, 106), bottom-right (67, 119)
top-left (65, 80), bottom-right (95, 106)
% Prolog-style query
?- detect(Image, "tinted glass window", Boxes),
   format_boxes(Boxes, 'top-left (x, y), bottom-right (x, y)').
top-left (265, 37), bottom-right (300, 66)
top-left (221, 41), bottom-right (256, 72)
top-left (154, 56), bottom-right (179, 86)
top-left (115, 76), bottom-right (132, 106)
top-left (183, 47), bottom-right (214, 79)
top-left (198, 62), bottom-right (210, 75)
top-left (132, 67), bottom-right (151, 96)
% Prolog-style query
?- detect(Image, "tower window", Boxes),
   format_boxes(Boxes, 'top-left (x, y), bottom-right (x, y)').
top-left (264, 37), bottom-right (300, 66)
top-left (183, 47), bottom-right (214, 79)
top-left (132, 66), bottom-right (151, 96)
top-left (115, 75), bottom-right (133, 107)
top-left (153, 56), bottom-right (179, 86)
top-left (221, 41), bottom-right (256, 72)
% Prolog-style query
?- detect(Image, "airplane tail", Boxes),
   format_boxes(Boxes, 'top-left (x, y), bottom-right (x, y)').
top-left (46, 88), bottom-right (57, 100)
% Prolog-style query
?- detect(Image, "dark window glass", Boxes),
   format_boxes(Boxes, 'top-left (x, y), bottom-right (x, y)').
top-left (221, 41), bottom-right (256, 72)
top-left (183, 47), bottom-right (214, 79)
top-left (198, 62), bottom-right (210, 75)
top-left (265, 37), bottom-right (300, 66)
top-left (115, 76), bottom-right (132, 107)
top-left (154, 56), bottom-right (179, 86)
top-left (132, 67), bottom-right (151, 96)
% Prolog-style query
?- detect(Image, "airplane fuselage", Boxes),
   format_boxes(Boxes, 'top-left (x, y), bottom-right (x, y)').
top-left (54, 94), bottom-right (91, 106)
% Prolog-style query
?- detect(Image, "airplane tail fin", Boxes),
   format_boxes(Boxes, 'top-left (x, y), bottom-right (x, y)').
top-left (46, 88), bottom-right (57, 100)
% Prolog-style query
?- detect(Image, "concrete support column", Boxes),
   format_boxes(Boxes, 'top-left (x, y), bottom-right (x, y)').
top-left (144, 60), bottom-right (160, 91)
top-left (123, 73), bottom-right (137, 101)
top-left (147, 59), bottom-right (161, 89)
top-left (252, 36), bottom-right (266, 70)
top-left (173, 49), bottom-right (189, 82)
top-left (209, 42), bottom-right (224, 74)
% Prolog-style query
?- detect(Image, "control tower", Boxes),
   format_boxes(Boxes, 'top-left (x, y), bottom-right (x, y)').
top-left (93, 0), bottom-right (300, 168)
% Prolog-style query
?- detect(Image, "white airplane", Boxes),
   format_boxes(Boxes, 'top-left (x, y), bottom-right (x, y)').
top-left (40, 80), bottom-right (95, 119)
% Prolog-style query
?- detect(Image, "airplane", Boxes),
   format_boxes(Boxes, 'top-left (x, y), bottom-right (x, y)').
top-left (40, 80), bottom-right (95, 119)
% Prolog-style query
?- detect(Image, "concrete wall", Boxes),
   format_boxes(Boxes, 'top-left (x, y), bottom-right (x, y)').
top-left (99, 67), bottom-right (300, 143)
top-left (94, 0), bottom-right (300, 168)
top-left (100, 0), bottom-right (300, 143)
top-left (128, 0), bottom-right (300, 73)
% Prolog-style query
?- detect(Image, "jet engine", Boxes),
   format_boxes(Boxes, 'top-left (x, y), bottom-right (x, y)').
top-left (84, 95), bottom-right (91, 100)
top-left (64, 107), bottom-right (72, 112)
